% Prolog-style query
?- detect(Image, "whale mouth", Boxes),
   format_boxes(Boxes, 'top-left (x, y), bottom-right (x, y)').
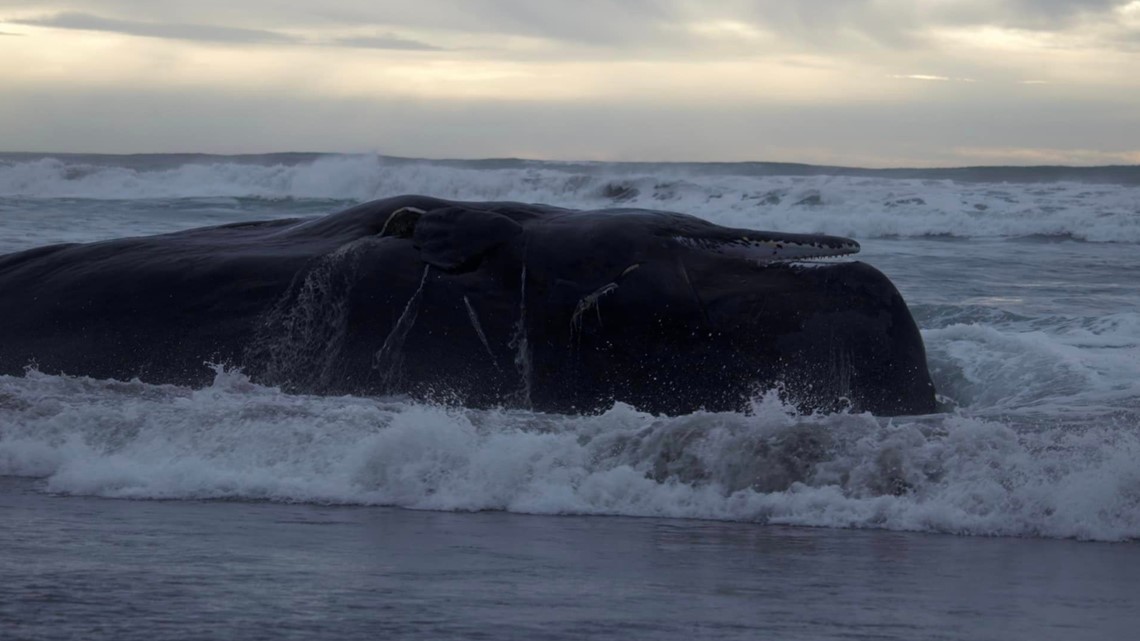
top-left (673, 233), bottom-right (860, 264)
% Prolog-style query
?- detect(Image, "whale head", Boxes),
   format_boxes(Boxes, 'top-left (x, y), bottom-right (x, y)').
top-left (338, 196), bottom-right (933, 415)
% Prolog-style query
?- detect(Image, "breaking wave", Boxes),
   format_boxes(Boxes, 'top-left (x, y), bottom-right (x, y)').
top-left (2, 154), bottom-right (1139, 242)
top-left (1, 349), bottom-right (1137, 542)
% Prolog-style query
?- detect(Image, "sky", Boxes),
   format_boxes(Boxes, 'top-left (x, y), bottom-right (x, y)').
top-left (2, 0), bottom-right (1139, 166)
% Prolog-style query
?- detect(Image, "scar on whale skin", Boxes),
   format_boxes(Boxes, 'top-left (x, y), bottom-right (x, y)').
top-left (676, 258), bottom-right (710, 324)
top-left (379, 206), bottom-right (425, 238)
top-left (571, 283), bottom-right (619, 333)
top-left (570, 264), bottom-right (641, 335)
top-left (374, 264), bottom-right (431, 389)
top-left (463, 295), bottom-right (501, 371)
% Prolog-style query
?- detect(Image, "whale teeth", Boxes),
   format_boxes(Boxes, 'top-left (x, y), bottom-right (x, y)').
top-left (673, 234), bottom-right (858, 263)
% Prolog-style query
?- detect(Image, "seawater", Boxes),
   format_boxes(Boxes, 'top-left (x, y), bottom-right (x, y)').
top-left (1, 153), bottom-right (1138, 542)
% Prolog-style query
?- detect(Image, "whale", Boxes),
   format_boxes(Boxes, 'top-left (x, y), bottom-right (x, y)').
top-left (0, 195), bottom-right (936, 415)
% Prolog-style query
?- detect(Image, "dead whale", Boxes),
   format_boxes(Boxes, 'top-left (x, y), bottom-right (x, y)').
top-left (0, 195), bottom-right (936, 415)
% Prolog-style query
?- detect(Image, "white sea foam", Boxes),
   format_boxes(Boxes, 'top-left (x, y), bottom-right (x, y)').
top-left (1, 364), bottom-right (1137, 542)
top-left (919, 311), bottom-right (1140, 417)
top-left (1, 155), bottom-right (1138, 242)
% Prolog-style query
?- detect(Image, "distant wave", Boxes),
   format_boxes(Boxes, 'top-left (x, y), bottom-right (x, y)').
top-left (2, 153), bottom-right (1139, 242)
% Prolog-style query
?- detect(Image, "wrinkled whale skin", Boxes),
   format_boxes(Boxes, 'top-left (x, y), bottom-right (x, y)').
top-left (0, 195), bottom-right (936, 415)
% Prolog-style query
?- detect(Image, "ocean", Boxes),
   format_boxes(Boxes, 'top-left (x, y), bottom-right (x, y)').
top-left (1, 153), bottom-right (1139, 639)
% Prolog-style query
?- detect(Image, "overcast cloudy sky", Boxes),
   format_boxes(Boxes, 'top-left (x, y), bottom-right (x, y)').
top-left (2, 0), bottom-right (1139, 166)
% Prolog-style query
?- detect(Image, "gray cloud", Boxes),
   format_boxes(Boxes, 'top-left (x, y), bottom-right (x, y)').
top-left (1108, 22), bottom-right (1140, 50)
top-left (931, 0), bottom-right (1128, 30)
top-left (332, 34), bottom-right (444, 51)
top-left (5, 1), bottom-right (1137, 53)
top-left (437, 0), bottom-right (674, 45)
top-left (307, 0), bottom-right (1136, 55)
top-left (13, 11), bottom-right (300, 44)
top-left (4, 1), bottom-right (684, 50)
top-left (10, 9), bottom-right (446, 51)
top-left (724, 0), bottom-right (1135, 52)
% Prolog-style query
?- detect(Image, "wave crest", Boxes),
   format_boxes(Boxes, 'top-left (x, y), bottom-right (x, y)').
top-left (2, 154), bottom-right (1138, 242)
